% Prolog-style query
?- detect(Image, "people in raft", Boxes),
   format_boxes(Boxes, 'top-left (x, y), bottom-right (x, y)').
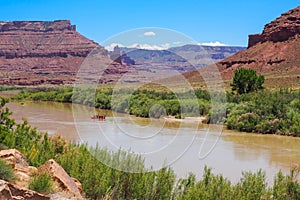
top-left (91, 114), bottom-right (106, 120)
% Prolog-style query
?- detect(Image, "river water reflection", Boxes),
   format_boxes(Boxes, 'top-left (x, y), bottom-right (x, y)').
top-left (6, 101), bottom-right (300, 183)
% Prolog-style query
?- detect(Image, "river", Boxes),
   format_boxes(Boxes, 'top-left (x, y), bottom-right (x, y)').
top-left (5, 101), bottom-right (300, 184)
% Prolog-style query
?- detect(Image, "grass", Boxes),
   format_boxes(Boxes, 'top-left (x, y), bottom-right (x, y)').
top-left (0, 158), bottom-right (16, 182)
top-left (29, 172), bottom-right (53, 194)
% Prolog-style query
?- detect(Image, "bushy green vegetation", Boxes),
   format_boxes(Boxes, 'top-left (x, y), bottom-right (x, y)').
top-left (12, 87), bottom-right (73, 103)
top-left (12, 87), bottom-right (211, 119)
top-left (10, 85), bottom-right (300, 136)
top-left (1, 96), bottom-right (300, 199)
top-left (0, 85), bottom-right (20, 92)
top-left (29, 172), bottom-right (53, 194)
top-left (231, 68), bottom-right (264, 94)
top-left (226, 89), bottom-right (300, 136)
top-left (0, 158), bottom-right (16, 181)
top-left (272, 168), bottom-right (300, 199)
top-left (225, 69), bottom-right (298, 135)
top-left (0, 97), bottom-right (56, 166)
top-left (57, 144), bottom-right (176, 199)
top-left (175, 167), bottom-right (300, 200)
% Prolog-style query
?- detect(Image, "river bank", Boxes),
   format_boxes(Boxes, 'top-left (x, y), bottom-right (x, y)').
top-left (163, 116), bottom-right (206, 123)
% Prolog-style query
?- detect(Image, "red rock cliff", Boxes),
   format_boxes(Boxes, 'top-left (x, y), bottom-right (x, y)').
top-left (203, 6), bottom-right (300, 88)
top-left (0, 20), bottom-right (99, 59)
top-left (248, 6), bottom-right (300, 48)
top-left (0, 20), bottom-right (110, 85)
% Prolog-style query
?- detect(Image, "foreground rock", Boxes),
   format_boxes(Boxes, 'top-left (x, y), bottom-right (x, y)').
top-left (38, 159), bottom-right (82, 199)
top-left (0, 179), bottom-right (50, 200)
top-left (0, 149), bottom-right (84, 199)
top-left (0, 149), bottom-right (32, 188)
top-left (0, 149), bottom-right (28, 169)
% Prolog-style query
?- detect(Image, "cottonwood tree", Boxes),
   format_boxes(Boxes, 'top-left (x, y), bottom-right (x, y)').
top-left (231, 68), bottom-right (264, 94)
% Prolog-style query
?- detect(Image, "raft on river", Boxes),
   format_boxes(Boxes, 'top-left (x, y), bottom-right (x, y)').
top-left (91, 114), bottom-right (106, 121)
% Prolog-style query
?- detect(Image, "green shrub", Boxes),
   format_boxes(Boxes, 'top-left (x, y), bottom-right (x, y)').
top-left (206, 103), bottom-right (226, 124)
top-left (255, 119), bottom-right (280, 134)
top-left (225, 89), bottom-right (300, 134)
top-left (176, 167), bottom-right (233, 200)
top-left (234, 169), bottom-right (268, 199)
top-left (29, 172), bottom-right (53, 194)
top-left (0, 158), bottom-right (16, 181)
top-left (235, 112), bottom-right (259, 132)
top-left (231, 68), bottom-right (264, 94)
top-left (273, 171), bottom-right (289, 199)
top-left (149, 104), bottom-right (166, 118)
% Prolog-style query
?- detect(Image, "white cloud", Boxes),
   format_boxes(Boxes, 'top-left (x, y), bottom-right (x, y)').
top-left (128, 43), bottom-right (170, 50)
top-left (143, 31), bottom-right (156, 36)
top-left (104, 41), bottom-right (228, 51)
top-left (172, 41), bottom-right (182, 45)
top-left (104, 43), bottom-right (125, 51)
top-left (104, 42), bottom-right (171, 51)
top-left (198, 41), bottom-right (227, 46)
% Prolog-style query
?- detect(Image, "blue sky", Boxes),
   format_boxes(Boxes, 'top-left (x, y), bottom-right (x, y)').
top-left (1, 0), bottom-right (299, 48)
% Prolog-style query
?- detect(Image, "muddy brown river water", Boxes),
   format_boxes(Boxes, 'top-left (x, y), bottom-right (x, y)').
top-left (6, 101), bottom-right (300, 184)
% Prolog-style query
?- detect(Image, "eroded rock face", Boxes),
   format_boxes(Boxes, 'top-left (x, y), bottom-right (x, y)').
top-left (0, 149), bottom-right (85, 199)
top-left (71, 178), bottom-right (82, 194)
top-left (0, 20), bottom-right (107, 85)
top-left (0, 20), bottom-right (97, 59)
top-left (38, 159), bottom-right (82, 199)
top-left (0, 149), bottom-right (32, 189)
top-left (0, 149), bottom-right (28, 169)
top-left (209, 6), bottom-right (300, 85)
top-left (248, 6), bottom-right (300, 47)
top-left (0, 179), bottom-right (50, 200)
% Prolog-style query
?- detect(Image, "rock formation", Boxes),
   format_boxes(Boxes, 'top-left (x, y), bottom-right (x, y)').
top-left (0, 20), bottom-right (110, 85)
top-left (179, 6), bottom-right (300, 88)
top-left (213, 6), bottom-right (300, 88)
top-left (0, 149), bottom-right (31, 188)
top-left (0, 149), bottom-right (84, 199)
top-left (0, 149), bottom-right (28, 169)
top-left (248, 6), bottom-right (300, 47)
top-left (38, 159), bottom-right (82, 199)
top-left (0, 179), bottom-right (50, 200)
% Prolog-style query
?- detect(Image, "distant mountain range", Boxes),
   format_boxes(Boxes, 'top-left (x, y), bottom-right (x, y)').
top-left (109, 45), bottom-right (245, 72)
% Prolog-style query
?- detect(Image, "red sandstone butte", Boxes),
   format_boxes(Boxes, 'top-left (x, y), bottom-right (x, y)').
top-left (0, 20), bottom-right (114, 85)
top-left (215, 6), bottom-right (300, 80)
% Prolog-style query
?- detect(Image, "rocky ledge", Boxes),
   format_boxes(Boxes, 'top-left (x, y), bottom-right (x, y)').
top-left (0, 149), bottom-right (84, 200)
top-left (0, 20), bottom-right (98, 59)
top-left (248, 6), bottom-right (300, 47)
top-left (211, 5), bottom-right (300, 83)
top-left (0, 20), bottom-right (119, 85)
top-left (0, 179), bottom-right (50, 200)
